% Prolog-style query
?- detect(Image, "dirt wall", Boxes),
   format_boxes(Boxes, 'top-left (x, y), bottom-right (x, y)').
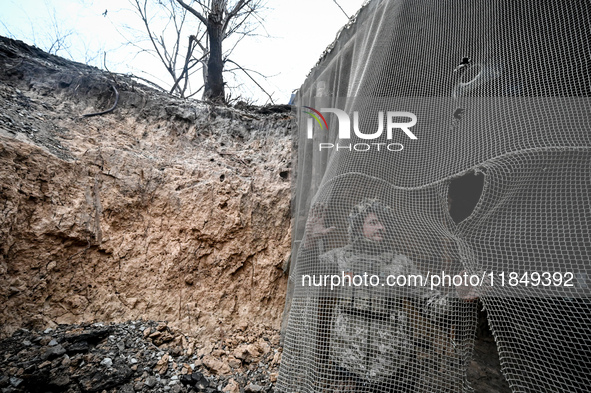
top-left (0, 37), bottom-right (293, 355)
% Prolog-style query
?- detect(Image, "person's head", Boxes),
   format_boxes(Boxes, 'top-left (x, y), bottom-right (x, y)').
top-left (347, 198), bottom-right (392, 244)
top-left (362, 212), bottom-right (385, 242)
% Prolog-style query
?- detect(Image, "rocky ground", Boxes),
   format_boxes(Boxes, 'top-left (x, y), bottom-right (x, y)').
top-left (0, 315), bottom-right (510, 393)
top-left (0, 320), bottom-right (281, 393)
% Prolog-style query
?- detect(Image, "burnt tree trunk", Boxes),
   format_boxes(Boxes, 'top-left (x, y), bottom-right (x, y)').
top-left (176, 0), bottom-right (256, 103)
top-left (204, 6), bottom-right (225, 102)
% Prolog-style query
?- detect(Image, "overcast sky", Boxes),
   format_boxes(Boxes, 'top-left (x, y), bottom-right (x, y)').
top-left (0, 0), bottom-right (367, 104)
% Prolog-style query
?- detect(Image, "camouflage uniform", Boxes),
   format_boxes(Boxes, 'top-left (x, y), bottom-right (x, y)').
top-left (321, 199), bottom-right (449, 386)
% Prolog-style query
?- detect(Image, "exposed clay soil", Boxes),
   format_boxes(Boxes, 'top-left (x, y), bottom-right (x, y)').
top-left (0, 34), bottom-right (292, 358)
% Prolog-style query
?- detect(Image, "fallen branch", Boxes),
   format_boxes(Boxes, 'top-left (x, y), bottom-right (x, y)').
top-left (82, 84), bottom-right (120, 118)
top-left (224, 58), bottom-right (275, 104)
top-left (127, 74), bottom-right (168, 92)
top-left (82, 53), bottom-right (121, 118)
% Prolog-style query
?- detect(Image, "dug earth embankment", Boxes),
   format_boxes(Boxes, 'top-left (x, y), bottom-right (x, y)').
top-left (0, 37), bottom-right (293, 357)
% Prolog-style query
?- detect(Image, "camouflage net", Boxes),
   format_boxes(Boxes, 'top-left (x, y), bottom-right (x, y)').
top-left (278, 0), bottom-right (591, 392)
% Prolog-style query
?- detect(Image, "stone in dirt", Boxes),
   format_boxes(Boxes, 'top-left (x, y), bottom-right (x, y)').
top-left (42, 344), bottom-right (66, 360)
top-left (154, 353), bottom-right (169, 375)
top-left (144, 375), bottom-right (158, 388)
top-left (223, 378), bottom-right (240, 393)
top-left (202, 355), bottom-right (232, 375)
top-left (244, 382), bottom-right (264, 392)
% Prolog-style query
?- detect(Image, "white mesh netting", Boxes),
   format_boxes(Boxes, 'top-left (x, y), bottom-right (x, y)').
top-left (278, 0), bottom-right (591, 392)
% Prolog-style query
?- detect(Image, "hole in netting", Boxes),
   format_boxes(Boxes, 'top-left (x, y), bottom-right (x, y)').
top-left (448, 171), bottom-right (485, 224)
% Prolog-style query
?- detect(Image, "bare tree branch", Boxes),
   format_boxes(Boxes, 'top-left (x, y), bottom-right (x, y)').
top-left (134, 0), bottom-right (170, 74)
top-left (170, 34), bottom-right (195, 95)
top-left (125, 0), bottom-right (267, 102)
top-left (225, 58), bottom-right (274, 104)
top-left (127, 0), bottom-right (210, 97)
top-left (175, 0), bottom-right (208, 25)
top-left (128, 74), bottom-right (168, 91)
top-left (186, 85), bottom-right (205, 98)
top-left (332, 0), bottom-right (350, 19)
top-left (224, 0), bottom-right (254, 34)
